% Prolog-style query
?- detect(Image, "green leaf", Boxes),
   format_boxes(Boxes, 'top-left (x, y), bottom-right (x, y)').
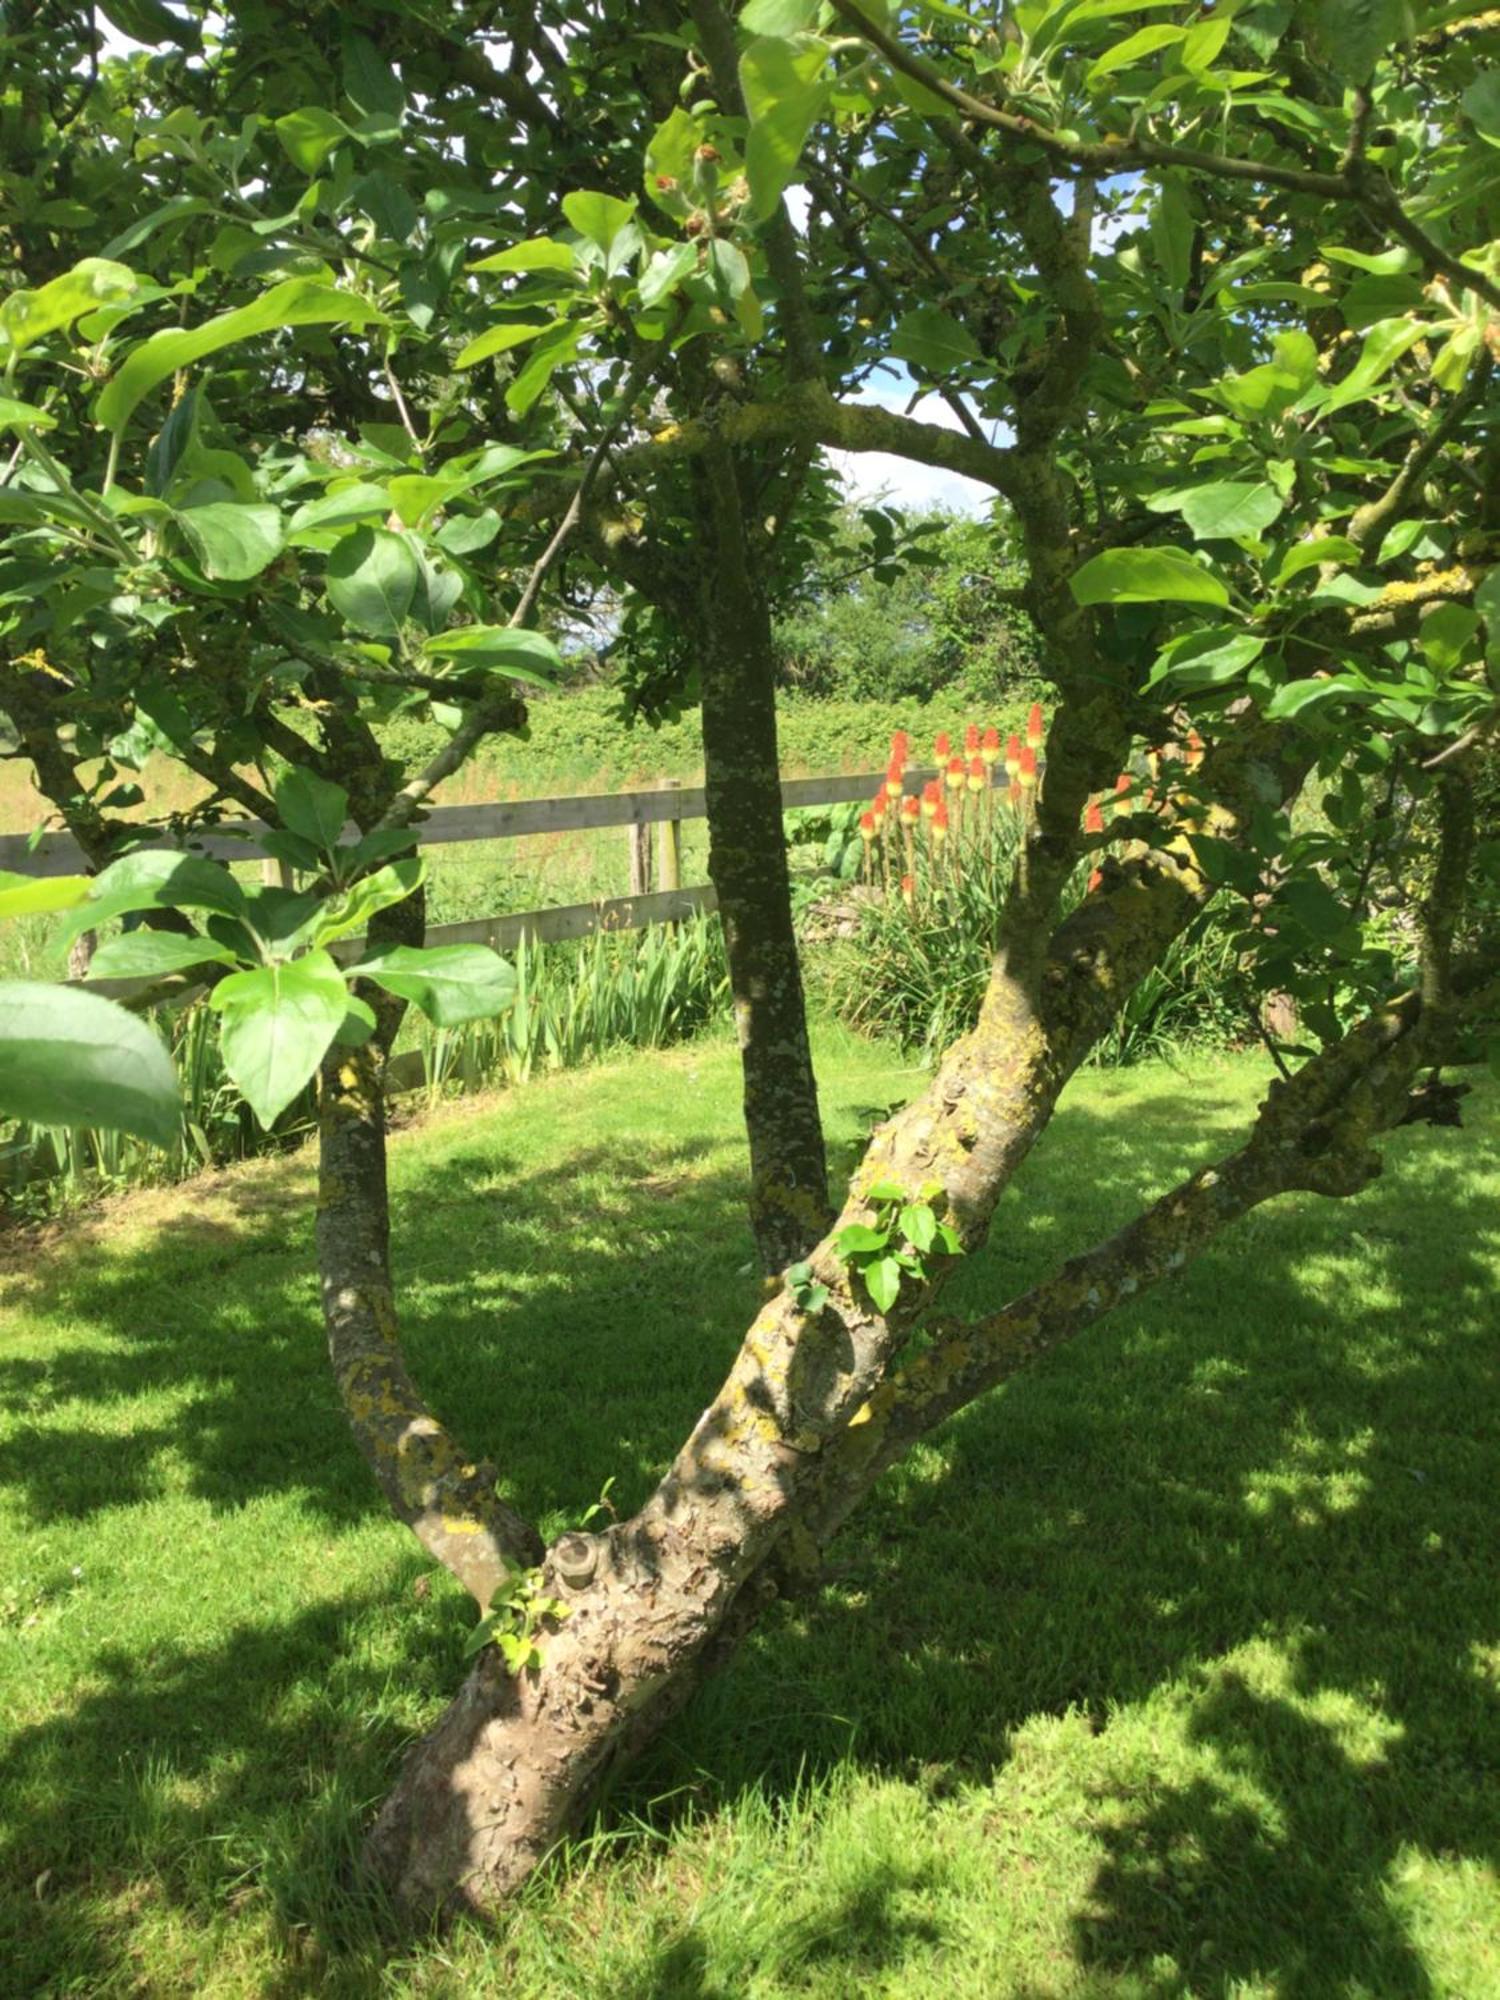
top-left (506, 321), bottom-right (586, 417)
top-left (1305, 0), bottom-right (1407, 83)
top-left (1418, 603), bottom-right (1480, 674)
top-left (350, 943), bottom-right (516, 1027)
top-left (286, 482), bottom-right (392, 541)
top-left (863, 1254), bottom-right (903, 1314)
top-left (275, 767), bottom-right (350, 851)
top-left (0, 871), bottom-right (91, 920)
top-left (1149, 173), bottom-right (1193, 294)
top-left (1463, 69), bottom-right (1500, 139)
top-left (422, 626), bottom-right (562, 684)
top-left (741, 35), bottom-right (829, 221)
top-left (59, 851), bottom-right (247, 948)
top-left (1151, 481), bottom-right (1284, 541)
top-left (1087, 21), bottom-right (1185, 82)
top-left (274, 107), bottom-right (352, 173)
top-left (1149, 628), bottom-right (1266, 690)
top-left (86, 930), bottom-right (237, 979)
top-left (454, 321), bottom-right (557, 369)
top-left (175, 501), bottom-right (284, 580)
top-left (0, 258), bottom-right (139, 356)
top-left (890, 304), bottom-right (981, 374)
top-left (311, 859), bottom-right (424, 945)
top-left (97, 278), bottom-right (387, 435)
top-left (469, 238), bottom-right (579, 275)
top-left (1070, 547), bottom-right (1231, 608)
top-left (741, 0), bottom-right (819, 30)
top-left (210, 950), bottom-right (350, 1128)
top-left (561, 191), bottom-right (638, 256)
top-left (325, 526), bottom-right (420, 637)
top-left (342, 31), bottom-right (404, 118)
top-left (900, 1202), bottom-right (937, 1254)
top-left (1274, 536), bottom-right (1363, 584)
top-left (0, 980), bottom-right (180, 1146)
top-left (833, 1222), bottom-right (888, 1255)
top-left (1316, 316), bottom-right (1431, 416)
top-left (0, 395), bottom-right (58, 433)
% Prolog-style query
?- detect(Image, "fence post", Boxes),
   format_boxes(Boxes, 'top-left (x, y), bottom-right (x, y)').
top-left (627, 816), bottom-right (652, 898)
top-left (262, 854), bottom-right (293, 891)
top-left (658, 779), bottom-right (682, 898)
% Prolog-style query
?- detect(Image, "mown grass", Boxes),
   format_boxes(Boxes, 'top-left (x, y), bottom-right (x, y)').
top-left (1, 1028), bottom-right (1496, 1997)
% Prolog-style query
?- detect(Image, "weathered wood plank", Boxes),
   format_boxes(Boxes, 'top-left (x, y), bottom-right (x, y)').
top-left (0, 766), bottom-right (955, 876)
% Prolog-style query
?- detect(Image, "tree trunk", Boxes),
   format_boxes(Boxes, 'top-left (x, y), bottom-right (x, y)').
top-left (694, 438), bottom-right (831, 1274)
top-left (365, 1517), bottom-right (758, 1912)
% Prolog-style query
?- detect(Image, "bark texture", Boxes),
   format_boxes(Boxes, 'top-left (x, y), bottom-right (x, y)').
top-left (693, 436), bottom-right (831, 1272)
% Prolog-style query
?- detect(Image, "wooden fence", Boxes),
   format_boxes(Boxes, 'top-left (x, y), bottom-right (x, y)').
top-left (3, 764), bottom-right (964, 998)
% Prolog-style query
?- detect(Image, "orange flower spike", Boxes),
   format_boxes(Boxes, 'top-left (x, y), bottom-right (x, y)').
top-left (900, 872), bottom-right (915, 909)
top-left (1005, 733), bottom-right (1021, 780)
top-left (900, 794), bottom-right (920, 827)
top-left (1084, 800), bottom-right (1105, 834)
top-left (945, 755), bottom-right (965, 791)
top-left (1018, 744), bottom-right (1039, 789)
top-left (980, 725), bottom-right (1001, 768)
top-left (964, 723), bottom-right (981, 755)
top-left (885, 757), bottom-right (904, 801)
top-left (1026, 701), bottom-right (1044, 751)
top-left (932, 797), bottom-right (950, 844)
top-left (1007, 779), bottom-right (1022, 812)
top-left (858, 810), bottom-right (878, 842)
top-left (933, 731), bottom-right (951, 762)
top-left (890, 729), bottom-right (910, 763)
top-left (967, 756), bottom-right (986, 794)
top-left (920, 779), bottom-right (941, 819)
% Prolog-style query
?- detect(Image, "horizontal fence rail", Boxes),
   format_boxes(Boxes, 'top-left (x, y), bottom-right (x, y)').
top-left (14, 761), bottom-right (1008, 1002)
top-left (0, 767), bottom-right (949, 878)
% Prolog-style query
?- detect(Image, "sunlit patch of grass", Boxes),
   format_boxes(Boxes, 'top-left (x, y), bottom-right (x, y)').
top-left (0, 1035), bottom-right (1496, 1996)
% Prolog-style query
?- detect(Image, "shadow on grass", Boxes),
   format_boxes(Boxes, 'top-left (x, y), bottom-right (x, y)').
top-left (0, 1072), bottom-right (1496, 1994)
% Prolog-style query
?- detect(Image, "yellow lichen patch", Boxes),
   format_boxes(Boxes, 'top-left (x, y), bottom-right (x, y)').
top-left (442, 1515), bottom-right (483, 1535)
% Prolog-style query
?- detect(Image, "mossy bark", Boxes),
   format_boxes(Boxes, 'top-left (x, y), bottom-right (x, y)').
top-left (693, 438), bottom-right (831, 1273)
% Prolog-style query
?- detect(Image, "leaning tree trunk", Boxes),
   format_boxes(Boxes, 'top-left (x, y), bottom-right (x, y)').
top-left (692, 437), bottom-right (831, 1273)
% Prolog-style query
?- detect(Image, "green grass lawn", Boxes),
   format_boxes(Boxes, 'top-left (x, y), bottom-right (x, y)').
top-left (1, 1028), bottom-right (1496, 1997)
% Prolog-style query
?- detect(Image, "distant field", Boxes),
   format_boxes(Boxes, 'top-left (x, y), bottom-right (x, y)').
top-left (1, 687), bottom-right (1031, 984)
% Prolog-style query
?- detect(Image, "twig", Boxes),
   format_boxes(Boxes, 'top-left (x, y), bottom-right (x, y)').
top-left (379, 349), bottom-right (660, 832)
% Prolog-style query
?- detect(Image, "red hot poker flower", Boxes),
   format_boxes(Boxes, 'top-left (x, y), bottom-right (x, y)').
top-left (945, 755), bottom-right (965, 790)
top-left (964, 722), bottom-right (981, 754)
top-left (1026, 701), bottom-right (1045, 750)
top-left (932, 797), bottom-right (950, 838)
top-left (900, 794), bottom-right (920, 825)
top-left (920, 780), bottom-right (940, 818)
top-left (890, 730), bottom-right (910, 761)
top-left (981, 725), bottom-right (1001, 767)
top-left (885, 758), bottom-right (904, 798)
top-left (933, 731), bottom-right (952, 761)
top-left (967, 757), bottom-right (986, 792)
top-left (1005, 732), bottom-right (1021, 778)
top-left (1018, 744), bottom-right (1038, 788)
top-left (858, 811), bottom-right (877, 842)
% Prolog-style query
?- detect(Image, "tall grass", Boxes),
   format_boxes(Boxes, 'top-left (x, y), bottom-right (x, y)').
top-left (412, 918), bottom-right (729, 1094)
top-left (0, 921), bottom-right (730, 1218)
top-left (817, 762), bottom-right (1247, 1065)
